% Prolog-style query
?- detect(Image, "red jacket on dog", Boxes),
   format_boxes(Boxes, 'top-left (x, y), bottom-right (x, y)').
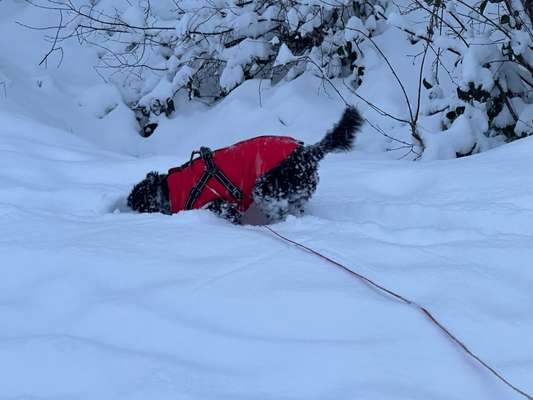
top-left (167, 136), bottom-right (301, 213)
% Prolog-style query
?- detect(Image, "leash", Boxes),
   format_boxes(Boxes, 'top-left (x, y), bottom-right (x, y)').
top-left (263, 225), bottom-right (533, 400)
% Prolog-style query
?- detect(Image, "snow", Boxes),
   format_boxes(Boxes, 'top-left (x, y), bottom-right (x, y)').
top-left (287, 8), bottom-right (300, 32)
top-left (511, 30), bottom-right (530, 56)
top-left (345, 16), bottom-right (368, 41)
top-left (273, 44), bottom-right (298, 66)
top-left (1, 2), bottom-right (533, 400)
top-left (122, 5), bottom-right (146, 28)
top-left (220, 63), bottom-right (245, 92)
top-left (516, 104), bottom-right (533, 137)
top-left (77, 84), bottom-right (123, 119)
top-left (139, 78), bottom-right (174, 109)
top-left (460, 37), bottom-right (499, 92)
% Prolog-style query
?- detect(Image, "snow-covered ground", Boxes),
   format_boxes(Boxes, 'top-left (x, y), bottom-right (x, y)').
top-left (1, 2), bottom-right (533, 400)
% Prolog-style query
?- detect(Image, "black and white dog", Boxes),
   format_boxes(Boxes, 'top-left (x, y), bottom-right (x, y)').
top-left (127, 107), bottom-right (362, 224)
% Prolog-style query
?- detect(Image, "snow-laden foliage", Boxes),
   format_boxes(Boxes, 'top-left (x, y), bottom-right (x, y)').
top-left (40, 0), bottom-right (387, 136)
top-left (28, 0), bottom-right (533, 158)
top-left (406, 0), bottom-right (533, 154)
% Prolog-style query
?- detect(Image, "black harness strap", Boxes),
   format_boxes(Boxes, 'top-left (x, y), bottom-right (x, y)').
top-left (184, 147), bottom-right (243, 210)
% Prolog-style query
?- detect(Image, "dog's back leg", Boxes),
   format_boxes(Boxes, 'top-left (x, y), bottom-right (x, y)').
top-left (252, 177), bottom-right (291, 223)
top-left (252, 146), bottom-right (320, 223)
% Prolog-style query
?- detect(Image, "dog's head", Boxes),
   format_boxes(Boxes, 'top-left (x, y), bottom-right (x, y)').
top-left (127, 171), bottom-right (170, 214)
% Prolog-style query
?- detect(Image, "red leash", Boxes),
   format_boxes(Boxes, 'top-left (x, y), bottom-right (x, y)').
top-left (263, 225), bottom-right (533, 400)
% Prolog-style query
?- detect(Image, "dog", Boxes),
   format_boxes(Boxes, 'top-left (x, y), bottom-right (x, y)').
top-left (127, 107), bottom-right (362, 224)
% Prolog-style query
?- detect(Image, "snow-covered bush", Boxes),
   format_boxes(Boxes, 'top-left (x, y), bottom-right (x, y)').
top-left (32, 0), bottom-right (387, 136)
top-left (409, 0), bottom-right (533, 154)
top-left (28, 0), bottom-right (532, 160)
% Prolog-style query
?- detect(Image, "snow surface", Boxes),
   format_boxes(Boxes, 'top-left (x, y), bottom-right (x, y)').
top-left (1, 2), bottom-right (533, 400)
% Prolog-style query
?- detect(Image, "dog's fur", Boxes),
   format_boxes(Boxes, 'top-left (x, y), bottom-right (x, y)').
top-left (127, 107), bottom-right (363, 224)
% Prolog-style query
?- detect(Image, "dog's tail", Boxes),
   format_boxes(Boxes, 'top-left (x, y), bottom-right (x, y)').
top-left (312, 106), bottom-right (363, 158)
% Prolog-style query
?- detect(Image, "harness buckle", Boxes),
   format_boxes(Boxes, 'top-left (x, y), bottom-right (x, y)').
top-left (185, 145), bottom-right (244, 210)
top-left (199, 147), bottom-right (217, 174)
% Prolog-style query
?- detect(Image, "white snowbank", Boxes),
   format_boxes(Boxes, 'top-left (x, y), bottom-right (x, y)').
top-left (77, 84), bottom-right (123, 119)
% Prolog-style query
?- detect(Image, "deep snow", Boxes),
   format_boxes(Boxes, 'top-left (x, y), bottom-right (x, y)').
top-left (1, 2), bottom-right (533, 400)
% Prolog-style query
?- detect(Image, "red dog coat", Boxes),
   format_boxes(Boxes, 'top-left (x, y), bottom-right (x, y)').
top-left (167, 136), bottom-right (301, 213)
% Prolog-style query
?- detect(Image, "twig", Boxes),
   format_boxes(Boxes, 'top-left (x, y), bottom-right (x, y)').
top-left (38, 9), bottom-right (64, 67)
